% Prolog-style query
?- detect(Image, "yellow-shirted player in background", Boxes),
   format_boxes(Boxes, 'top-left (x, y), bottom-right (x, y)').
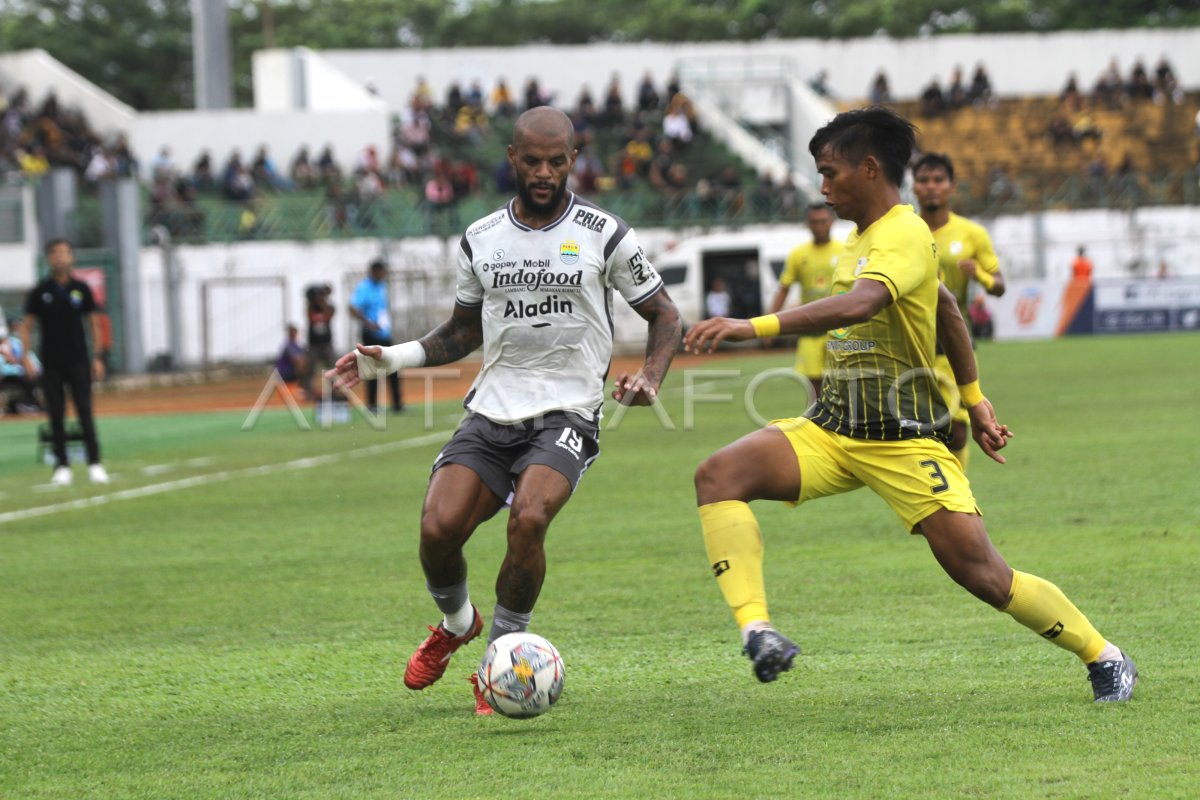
top-left (684, 107), bottom-right (1136, 703)
top-left (768, 204), bottom-right (843, 399)
top-left (913, 153), bottom-right (1005, 471)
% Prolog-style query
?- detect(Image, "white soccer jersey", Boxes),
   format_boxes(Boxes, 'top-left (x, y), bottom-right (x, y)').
top-left (455, 192), bottom-right (663, 424)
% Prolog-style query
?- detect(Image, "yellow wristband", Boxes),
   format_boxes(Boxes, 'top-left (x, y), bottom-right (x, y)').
top-left (749, 314), bottom-right (781, 338)
top-left (974, 269), bottom-right (996, 290)
top-left (957, 379), bottom-right (984, 407)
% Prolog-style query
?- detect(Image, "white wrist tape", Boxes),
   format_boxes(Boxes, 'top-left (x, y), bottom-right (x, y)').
top-left (356, 340), bottom-right (425, 378)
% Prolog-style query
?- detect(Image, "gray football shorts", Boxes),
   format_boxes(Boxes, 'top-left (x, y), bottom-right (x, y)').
top-left (432, 411), bottom-right (601, 502)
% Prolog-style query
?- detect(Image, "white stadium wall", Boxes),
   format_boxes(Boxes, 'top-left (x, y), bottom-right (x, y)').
top-left (320, 29), bottom-right (1200, 122)
top-left (130, 109), bottom-right (390, 184)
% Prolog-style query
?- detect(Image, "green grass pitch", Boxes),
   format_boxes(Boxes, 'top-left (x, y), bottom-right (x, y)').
top-left (2, 333), bottom-right (1198, 798)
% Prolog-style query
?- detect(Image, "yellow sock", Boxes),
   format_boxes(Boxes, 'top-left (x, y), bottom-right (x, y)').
top-left (952, 444), bottom-right (970, 472)
top-left (699, 501), bottom-right (769, 629)
top-left (1000, 570), bottom-right (1106, 663)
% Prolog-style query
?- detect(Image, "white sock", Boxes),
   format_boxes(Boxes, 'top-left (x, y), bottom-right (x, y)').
top-left (1094, 641), bottom-right (1122, 664)
top-left (443, 602), bottom-right (476, 637)
top-left (740, 621), bottom-right (772, 645)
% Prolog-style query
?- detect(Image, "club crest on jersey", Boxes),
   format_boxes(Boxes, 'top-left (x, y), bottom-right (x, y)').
top-left (559, 240), bottom-right (580, 265)
top-left (950, 241), bottom-right (963, 256)
top-left (855, 256), bottom-right (869, 276)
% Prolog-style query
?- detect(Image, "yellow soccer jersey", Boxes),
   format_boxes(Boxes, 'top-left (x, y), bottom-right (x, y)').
top-left (808, 204), bottom-right (950, 443)
top-left (930, 212), bottom-right (1000, 317)
top-left (780, 240), bottom-right (844, 307)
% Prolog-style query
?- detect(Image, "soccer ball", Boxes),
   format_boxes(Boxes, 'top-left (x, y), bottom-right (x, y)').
top-left (476, 632), bottom-right (564, 718)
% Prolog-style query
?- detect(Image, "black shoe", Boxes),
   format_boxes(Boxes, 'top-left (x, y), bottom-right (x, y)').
top-left (1087, 650), bottom-right (1138, 702)
top-left (743, 629), bottom-right (800, 683)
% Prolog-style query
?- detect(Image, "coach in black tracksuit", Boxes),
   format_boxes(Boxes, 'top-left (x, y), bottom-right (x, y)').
top-left (18, 238), bottom-right (109, 485)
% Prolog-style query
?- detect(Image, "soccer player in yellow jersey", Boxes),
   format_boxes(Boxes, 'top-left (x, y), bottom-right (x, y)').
top-left (769, 204), bottom-right (843, 398)
top-left (913, 153), bottom-right (1005, 471)
top-left (684, 107), bottom-right (1135, 703)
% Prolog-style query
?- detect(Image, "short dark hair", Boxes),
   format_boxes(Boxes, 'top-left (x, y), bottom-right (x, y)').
top-left (369, 258), bottom-right (387, 272)
top-left (912, 152), bottom-right (955, 182)
top-left (44, 237), bottom-right (72, 255)
top-left (808, 106), bottom-right (916, 187)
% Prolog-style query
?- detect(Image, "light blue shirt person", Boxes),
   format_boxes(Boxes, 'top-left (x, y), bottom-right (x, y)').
top-left (351, 260), bottom-right (392, 340)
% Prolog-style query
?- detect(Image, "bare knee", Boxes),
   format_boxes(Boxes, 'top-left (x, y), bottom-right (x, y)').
top-left (420, 506), bottom-right (471, 554)
top-left (695, 451), bottom-right (743, 505)
top-left (506, 505), bottom-right (552, 555)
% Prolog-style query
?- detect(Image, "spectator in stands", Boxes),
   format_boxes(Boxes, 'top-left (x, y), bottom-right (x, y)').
top-left (1093, 58), bottom-right (1125, 109)
top-left (603, 75), bottom-right (625, 127)
top-left (662, 163), bottom-right (693, 215)
top-left (150, 147), bottom-right (175, 181)
top-left (83, 145), bottom-right (114, 184)
top-left (356, 167), bottom-right (384, 229)
top-left (570, 141), bottom-right (604, 195)
top-left (1060, 72), bottom-right (1083, 112)
top-left (191, 150), bottom-right (214, 192)
top-left (491, 78), bottom-right (516, 118)
top-left (946, 67), bottom-right (968, 110)
top-left (662, 94), bottom-right (694, 147)
top-left (637, 72), bottom-right (661, 113)
top-left (1084, 154), bottom-right (1108, 201)
top-left (325, 179), bottom-right (352, 233)
top-left (665, 72), bottom-right (682, 107)
top-left (109, 134), bottom-right (137, 178)
top-left (523, 78), bottom-right (549, 111)
top-left (777, 174), bottom-right (801, 221)
top-left (290, 146), bottom-right (316, 189)
top-left (1047, 113), bottom-right (1075, 146)
top-left (612, 129), bottom-right (653, 188)
top-left (222, 151), bottom-right (255, 201)
top-left (1153, 56), bottom-right (1183, 105)
top-left (575, 86), bottom-right (598, 128)
top-left (252, 145), bottom-right (290, 191)
top-left (493, 154), bottom-right (516, 194)
top-left (410, 76), bottom-right (434, 114)
top-left (1071, 111), bottom-right (1102, 143)
top-left (968, 63), bottom-right (994, 107)
top-left (465, 80), bottom-right (485, 111)
top-left (714, 166), bottom-right (745, 217)
top-left (920, 77), bottom-right (947, 117)
top-left (317, 145), bottom-right (341, 184)
top-left (398, 110), bottom-right (432, 156)
top-left (454, 104), bottom-right (489, 147)
top-left (1127, 59), bottom-right (1154, 102)
top-left (750, 174), bottom-right (778, 217)
top-left (424, 161), bottom-right (458, 234)
top-left (17, 144), bottom-right (50, 178)
top-left (808, 70), bottom-right (832, 98)
top-left (445, 81), bottom-right (465, 119)
top-left (648, 139), bottom-right (676, 191)
top-left (1112, 153), bottom-right (1146, 207)
top-left (868, 71), bottom-right (892, 104)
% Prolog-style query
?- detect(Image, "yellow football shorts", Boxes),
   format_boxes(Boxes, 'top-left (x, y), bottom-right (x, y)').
top-left (771, 417), bottom-right (980, 532)
top-left (794, 334), bottom-right (828, 380)
top-left (933, 354), bottom-right (969, 426)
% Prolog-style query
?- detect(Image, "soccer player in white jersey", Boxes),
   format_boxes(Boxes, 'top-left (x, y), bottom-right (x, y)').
top-left (329, 107), bottom-right (682, 714)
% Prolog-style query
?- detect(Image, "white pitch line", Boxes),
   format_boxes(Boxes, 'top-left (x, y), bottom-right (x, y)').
top-left (0, 431), bottom-right (449, 527)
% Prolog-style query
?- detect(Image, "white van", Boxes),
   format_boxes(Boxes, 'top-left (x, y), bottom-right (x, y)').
top-left (612, 224), bottom-right (855, 344)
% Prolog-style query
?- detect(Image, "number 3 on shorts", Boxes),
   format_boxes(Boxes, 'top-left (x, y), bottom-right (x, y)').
top-left (919, 459), bottom-right (950, 494)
